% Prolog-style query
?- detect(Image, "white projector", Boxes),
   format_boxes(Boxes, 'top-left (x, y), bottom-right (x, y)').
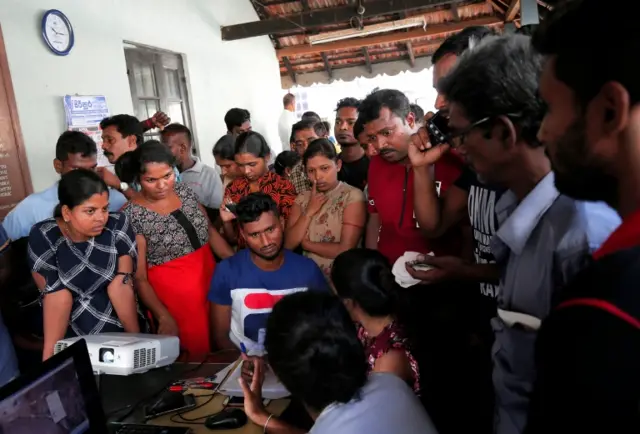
top-left (54, 333), bottom-right (180, 376)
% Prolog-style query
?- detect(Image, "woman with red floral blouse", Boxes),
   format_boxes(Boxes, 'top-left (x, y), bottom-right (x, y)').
top-left (331, 248), bottom-right (421, 396)
top-left (221, 131), bottom-right (296, 248)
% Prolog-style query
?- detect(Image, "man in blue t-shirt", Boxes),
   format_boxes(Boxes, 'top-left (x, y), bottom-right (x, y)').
top-left (208, 193), bottom-right (327, 352)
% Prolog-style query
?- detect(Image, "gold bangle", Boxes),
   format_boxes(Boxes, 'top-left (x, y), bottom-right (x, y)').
top-left (264, 413), bottom-right (274, 433)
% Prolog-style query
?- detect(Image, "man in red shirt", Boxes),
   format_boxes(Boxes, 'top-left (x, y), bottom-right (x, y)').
top-left (359, 89), bottom-right (464, 264)
top-left (526, 1), bottom-right (640, 432)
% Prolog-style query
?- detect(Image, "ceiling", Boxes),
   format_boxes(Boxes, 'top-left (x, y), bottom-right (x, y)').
top-left (221, 0), bottom-right (550, 87)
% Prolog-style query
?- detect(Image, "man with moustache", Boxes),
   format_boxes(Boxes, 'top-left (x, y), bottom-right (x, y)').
top-left (99, 114), bottom-right (179, 196)
top-left (208, 193), bottom-right (327, 351)
top-left (335, 98), bottom-right (369, 191)
top-left (526, 1), bottom-right (640, 432)
top-left (438, 33), bottom-right (620, 434)
top-left (359, 89), bottom-right (464, 264)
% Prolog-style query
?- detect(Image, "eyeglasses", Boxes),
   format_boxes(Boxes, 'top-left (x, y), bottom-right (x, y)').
top-left (447, 113), bottom-right (522, 148)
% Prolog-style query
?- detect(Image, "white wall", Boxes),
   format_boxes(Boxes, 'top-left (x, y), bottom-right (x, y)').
top-left (0, 0), bottom-right (283, 191)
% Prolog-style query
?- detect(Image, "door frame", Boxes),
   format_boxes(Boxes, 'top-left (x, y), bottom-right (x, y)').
top-left (0, 24), bottom-right (33, 204)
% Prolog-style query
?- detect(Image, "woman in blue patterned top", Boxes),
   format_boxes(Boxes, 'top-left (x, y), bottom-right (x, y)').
top-left (28, 169), bottom-right (143, 360)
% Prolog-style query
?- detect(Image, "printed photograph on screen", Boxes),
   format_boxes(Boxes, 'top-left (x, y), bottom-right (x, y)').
top-left (0, 359), bottom-right (89, 433)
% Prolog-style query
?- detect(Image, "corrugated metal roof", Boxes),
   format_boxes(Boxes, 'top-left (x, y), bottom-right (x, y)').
top-left (247, 0), bottom-right (529, 86)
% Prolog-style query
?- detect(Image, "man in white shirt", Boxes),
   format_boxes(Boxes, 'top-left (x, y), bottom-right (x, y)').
top-left (278, 93), bottom-right (297, 151)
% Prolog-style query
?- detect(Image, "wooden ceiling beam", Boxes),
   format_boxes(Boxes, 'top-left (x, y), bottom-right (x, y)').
top-left (488, 0), bottom-right (505, 14)
top-left (283, 56), bottom-right (297, 83)
top-left (406, 41), bottom-right (416, 67)
top-left (505, 0), bottom-right (521, 22)
top-left (450, 1), bottom-right (461, 20)
top-left (222, 0), bottom-right (456, 41)
top-left (275, 16), bottom-right (502, 58)
top-left (321, 52), bottom-right (333, 79)
top-left (362, 47), bottom-right (373, 74)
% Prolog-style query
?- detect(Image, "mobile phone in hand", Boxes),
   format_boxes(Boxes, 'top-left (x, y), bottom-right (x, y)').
top-left (425, 111), bottom-right (451, 146)
top-left (407, 260), bottom-right (433, 272)
top-left (225, 203), bottom-right (238, 215)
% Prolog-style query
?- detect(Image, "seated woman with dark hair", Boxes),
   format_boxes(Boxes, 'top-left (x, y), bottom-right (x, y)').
top-left (120, 141), bottom-right (233, 356)
top-left (285, 139), bottom-right (366, 277)
top-left (332, 248), bottom-right (420, 395)
top-left (240, 291), bottom-right (436, 434)
top-left (28, 169), bottom-right (143, 360)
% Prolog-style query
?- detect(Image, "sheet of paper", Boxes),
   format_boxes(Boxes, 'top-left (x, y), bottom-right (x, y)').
top-left (216, 359), bottom-right (290, 399)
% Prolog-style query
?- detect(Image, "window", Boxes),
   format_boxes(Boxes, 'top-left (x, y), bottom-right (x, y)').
top-left (294, 90), bottom-right (309, 118)
top-left (124, 44), bottom-right (193, 143)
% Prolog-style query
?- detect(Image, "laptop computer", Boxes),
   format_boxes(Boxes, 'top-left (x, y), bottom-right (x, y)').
top-left (0, 339), bottom-right (191, 434)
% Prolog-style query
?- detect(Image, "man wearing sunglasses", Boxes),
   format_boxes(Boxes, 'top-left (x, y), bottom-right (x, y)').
top-left (437, 34), bottom-right (619, 434)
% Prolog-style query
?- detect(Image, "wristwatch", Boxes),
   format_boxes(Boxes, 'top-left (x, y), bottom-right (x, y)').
top-left (119, 182), bottom-right (130, 193)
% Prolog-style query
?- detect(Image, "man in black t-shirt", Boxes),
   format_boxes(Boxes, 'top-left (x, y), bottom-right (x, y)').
top-left (407, 26), bottom-right (502, 305)
top-left (334, 98), bottom-right (369, 191)
top-left (453, 167), bottom-right (505, 300)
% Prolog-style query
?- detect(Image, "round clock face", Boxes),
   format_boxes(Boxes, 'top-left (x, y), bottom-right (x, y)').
top-left (42, 10), bottom-right (73, 55)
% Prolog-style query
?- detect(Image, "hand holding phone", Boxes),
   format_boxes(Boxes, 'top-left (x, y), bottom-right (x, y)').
top-left (220, 200), bottom-right (237, 222)
top-left (408, 111), bottom-right (451, 168)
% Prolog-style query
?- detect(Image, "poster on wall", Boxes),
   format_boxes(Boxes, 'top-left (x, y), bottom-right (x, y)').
top-left (63, 95), bottom-right (111, 167)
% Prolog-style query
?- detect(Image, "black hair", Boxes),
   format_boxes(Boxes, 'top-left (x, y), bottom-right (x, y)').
top-left (353, 117), bottom-right (365, 138)
top-left (438, 34), bottom-right (545, 147)
top-left (410, 103), bottom-right (425, 122)
top-left (331, 248), bottom-right (402, 317)
top-left (54, 169), bottom-right (108, 218)
top-left (274, 151), bottom-right (300, 176)
top-left (160, 123), bottom-right (192, 143)
top-left (100, 114), bottom-right (144, 147)
top-left (532, 0), bottom-right (640, 107)
top-left (303, 138), bottom-right (338, 166)
top-left (283, 93), bottom-right (295, 107)
top-left (115, 140), bottom-right (176, 184)
top-left (233, 131), bottom-right (271, 159)
top-left (432, 26), bottom-right (496, 64)
top-left (301, 111), bottom-right (321, 123)
top-left (266, 291), bottom-right (368, 412)
top-left (55, 131), bottom-right (97, 161)
top-left (224, 108), bottom-right (251, 132)
top-left (358, 89), bottom-right (411, 126)
top-left (335, 97), bottom-right (360, 112)
top-left (291, 120), bottom-right (317, 139)
top-left (235, 192), bottom-right (280, 225)
top-left (315, 121), bottom-right (330, 137)
top-left (212, 134), bottom-right (235, 160)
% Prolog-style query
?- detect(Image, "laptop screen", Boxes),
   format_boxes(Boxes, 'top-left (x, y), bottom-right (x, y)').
top-left (0, 357), bottom-right (90, 433)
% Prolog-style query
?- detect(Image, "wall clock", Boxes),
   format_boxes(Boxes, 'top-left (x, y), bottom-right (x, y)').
top-left (42, 9), bottom-right (74, 56)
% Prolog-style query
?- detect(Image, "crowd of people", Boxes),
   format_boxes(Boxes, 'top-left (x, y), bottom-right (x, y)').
top-left (0, 0), bottom-right (638, 433)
